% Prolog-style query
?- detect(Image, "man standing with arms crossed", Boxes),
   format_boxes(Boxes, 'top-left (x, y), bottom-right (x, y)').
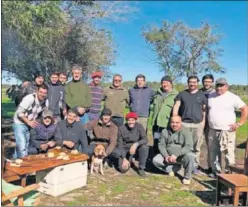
top-left (173, 76), bottom-right (207, 174)
top-left (65, 65), bottom-right (92, 125)
top-left (207, 78), bottom-right (247, 177)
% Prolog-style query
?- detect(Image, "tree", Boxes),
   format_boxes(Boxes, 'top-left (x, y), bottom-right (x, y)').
top-left (2, 1), bottom-right (137, 81)
top-left (142, 21), bottom-right (225, 79)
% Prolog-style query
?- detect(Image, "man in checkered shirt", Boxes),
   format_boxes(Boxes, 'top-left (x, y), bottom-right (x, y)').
top-left (13, 84), bottom-right (49, 158)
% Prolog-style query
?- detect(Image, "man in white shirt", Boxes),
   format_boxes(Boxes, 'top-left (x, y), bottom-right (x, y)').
top-left (13, 84), bottom-right (49, 158)
top-left (207, 78), bottom-right (247, 177)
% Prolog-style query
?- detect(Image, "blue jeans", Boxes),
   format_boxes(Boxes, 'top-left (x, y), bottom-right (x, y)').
top-left (80, 113), bottom-right (89, 125)
top-left (13, 124), bottom-right (30, 158)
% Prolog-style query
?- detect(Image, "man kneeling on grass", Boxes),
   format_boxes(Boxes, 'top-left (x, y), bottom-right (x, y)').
top-left (153, 115), bottom-right (195, 185)
top-left (113, 112), bottom-right (149, 176)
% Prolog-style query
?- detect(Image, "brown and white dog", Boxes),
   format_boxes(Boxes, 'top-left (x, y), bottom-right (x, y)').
top-left (90, 144), bottom-right (106, 175)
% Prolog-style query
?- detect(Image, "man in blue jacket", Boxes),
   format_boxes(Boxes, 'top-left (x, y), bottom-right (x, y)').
top-left (129, 74), bottom-right (155, 132)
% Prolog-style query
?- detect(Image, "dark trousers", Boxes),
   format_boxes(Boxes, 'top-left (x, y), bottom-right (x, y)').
top-left (111, 116), bottom-right (124, 127)
top-left (152, 125), bottom-right (165, 155)
top-left (112, 145), bottom-right (149, 173)
top-left (28, 145), bottom-right (55, 155)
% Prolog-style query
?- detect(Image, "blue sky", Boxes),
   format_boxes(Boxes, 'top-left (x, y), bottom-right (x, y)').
top-left (2, 1), bottom-right (247, 85)
top-left (99, 1), bottom-right (248, 85)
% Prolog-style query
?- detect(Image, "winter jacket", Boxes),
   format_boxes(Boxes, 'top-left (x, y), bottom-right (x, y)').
top-left (29, 122), bottom-right (62, 149)
top-left (151, 88), bottom-right (178, 128)
top-left (117, 122), bottom-right (148, 157)
top-left (47, 83), bottom-right (66, 116)
top-left (129, 85), bottom-right (155, 117)
top-left (57, 120), bottom-right (88, 154)
top-left (65, 80), bottom-right (92, 109)
top-left (85, 119), bottom-right (118, 155)
top-left (103, 85), bottom-right (129, 117)
top-left (88, 82), bottom-right (103, 115)
top-left (158, 127), bottom-right (193, 158)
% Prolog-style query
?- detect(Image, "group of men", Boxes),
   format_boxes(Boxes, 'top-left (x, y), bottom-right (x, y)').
top-left (12, 65), bottom-right (248, 185)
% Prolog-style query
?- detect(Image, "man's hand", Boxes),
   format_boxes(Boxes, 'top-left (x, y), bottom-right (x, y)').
top-left (40, 144), bottom-right (48, 151)
top-left (22, 81), bottom-right (30, 87)
top-left (63, 140), bottom-right (75, 149)
top-left (63, 108), bottom-right (67, 116)
top-left (129, 143), bottom-right (138, 155)
top-left (27, 120), bottom-right (39, 128)
top-left (122, 158), bottom-right (130, 170)
top-left (164, 156), bottom-right (170, 163)
top-left (77, 107), bottom-right (85, 115)
top-left (75, 116), bottom-right (80, 122)
top-left (168, 155), bottom-right (177, 163)
top-left (229, 123), bottom-right (240, 132)
top-left (47, 141), bottom-right (56, 148)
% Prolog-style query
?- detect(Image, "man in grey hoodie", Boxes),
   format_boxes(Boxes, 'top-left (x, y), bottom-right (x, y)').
top-left (47, 72), bottom-right (67, 123)
top-left (153, 115), bottom-right (195, 185)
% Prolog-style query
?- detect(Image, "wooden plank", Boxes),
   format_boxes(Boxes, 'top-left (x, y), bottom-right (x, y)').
top-left (5, 152), bottom-right (89, 176)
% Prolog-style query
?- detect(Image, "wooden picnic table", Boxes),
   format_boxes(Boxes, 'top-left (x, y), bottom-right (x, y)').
top-left (4, 149), bottom-right (89, 187)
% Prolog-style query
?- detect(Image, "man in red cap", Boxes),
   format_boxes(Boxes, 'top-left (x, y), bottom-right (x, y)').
top-left (88, 71), bottom-right (104, 121)
top-left (112, 112), bottom-right (149, 176)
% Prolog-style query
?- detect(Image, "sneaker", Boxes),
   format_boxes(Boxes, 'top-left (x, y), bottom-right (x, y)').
top-left (182, 179), bottom-right (191, 185)
top-left (193, 167), bottom-right (200, 175)
top-left (208, 172), bottom-right (217, 179)
top-left (168, 171), bottom-right (175, 177)
top-left (137, 169), bottom-right (146, 177)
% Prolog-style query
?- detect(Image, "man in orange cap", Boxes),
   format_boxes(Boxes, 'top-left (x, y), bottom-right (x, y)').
top-left (88, 71), bottom-right (104, 121)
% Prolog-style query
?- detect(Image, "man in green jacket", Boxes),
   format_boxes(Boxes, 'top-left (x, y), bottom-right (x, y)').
top-left (103, 74), bottom-right (129, 127)
top-left (151, 76), bottom-right (178, 154)
top-left (153, 116), bottom-right (195, 185)
top-left (65, 65), bottom-right (92, 125)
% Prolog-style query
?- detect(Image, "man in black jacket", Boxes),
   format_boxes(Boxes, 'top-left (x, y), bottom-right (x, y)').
top-left (113, 112), bottom-right (149, 176)
top-left (57, 109), bottom-right (88, 155)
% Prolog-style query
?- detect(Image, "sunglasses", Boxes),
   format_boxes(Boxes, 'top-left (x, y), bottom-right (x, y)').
top-left (216, 84), bottom-right (225, 88)
top-left (44, 116), bottom-right (52, 120)
top-left (114, 79), bottom-right (122, 82)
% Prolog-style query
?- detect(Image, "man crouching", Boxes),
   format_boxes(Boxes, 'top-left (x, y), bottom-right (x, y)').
top-left (153, 115), bottom-right (195, 185)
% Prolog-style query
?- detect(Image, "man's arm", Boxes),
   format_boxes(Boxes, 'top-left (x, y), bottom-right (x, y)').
top-left (64, 84), bottom-right (75, 109)
top-left (201, 105), bottom-right (206, 127)
top-left (239, 105), bottom-right (248, 125)
top-left (79, 128), bottom-right (89, 154)
top-left (83, 85), bottom-right (92, 109)
top-left (125, 89), bottom-right (130, 105)
top-left (30, 128), bottom-right (41, 149)
top-left (106, 125), bottom-right (118, 155)
top-left (158, 129), bottom-right (169, 158)
top-left (172, 100), bottom-right (181, 116)
top-left (137, 125), bottom-right (148, 146)
top-left (61, 87), bottom-right (67, 110)
top-left (53, 126), bottom-right (62, 146)
top-left (178, 129), bottom-right (194, 156)
top-left (117, 128), bottom-right (127, 158)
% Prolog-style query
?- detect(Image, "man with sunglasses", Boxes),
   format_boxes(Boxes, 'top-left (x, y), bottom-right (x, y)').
top-left (103, 74), bottom-right (129, 127)
top-left (207, 78), bottom-right (247, 178)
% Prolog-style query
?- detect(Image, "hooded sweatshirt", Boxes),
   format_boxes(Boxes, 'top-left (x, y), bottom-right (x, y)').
top-left (129, 85), bottom-right (155, 117)
top-left (47, 82), bottom-right (66, 116)
top-left (29, 122), bottom-right (62, 149)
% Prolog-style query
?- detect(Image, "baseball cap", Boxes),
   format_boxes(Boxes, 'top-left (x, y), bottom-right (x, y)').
top-left (215, 77), bottom-right (227, 85)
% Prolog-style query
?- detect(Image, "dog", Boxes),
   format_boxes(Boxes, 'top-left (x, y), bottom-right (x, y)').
top-left (90, 144), bottom-right (106, 175)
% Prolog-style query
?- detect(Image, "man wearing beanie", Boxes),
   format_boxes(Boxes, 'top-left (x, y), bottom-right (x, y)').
top-left (16, 71), bottom-right (45, 106)
top-left (151, 75), bottom-right (178, 155)
top-left (129, 74), bottom-right (155, 132)
top-left (173, 75), bottom-right (207, 174)
top-left (84, 108), bottom-right (118, 160)
top-left (113, 112), bottom-right (149, 176)
top-left (88, 71), bottom-right (104, 121)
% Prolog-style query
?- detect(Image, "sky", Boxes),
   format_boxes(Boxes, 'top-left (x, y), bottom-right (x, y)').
top-left (98, 1), bottom-right (248, 85)
top-left (2, 1), bottom-right (248, 85)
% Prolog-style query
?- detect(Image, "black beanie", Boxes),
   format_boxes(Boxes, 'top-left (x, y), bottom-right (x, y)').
top-left (101, 108), bottom-right (112, 117)
top-left (161, 75), bottom-right (173, 84)
top-left (33, 71), bottom-right (45, 80)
